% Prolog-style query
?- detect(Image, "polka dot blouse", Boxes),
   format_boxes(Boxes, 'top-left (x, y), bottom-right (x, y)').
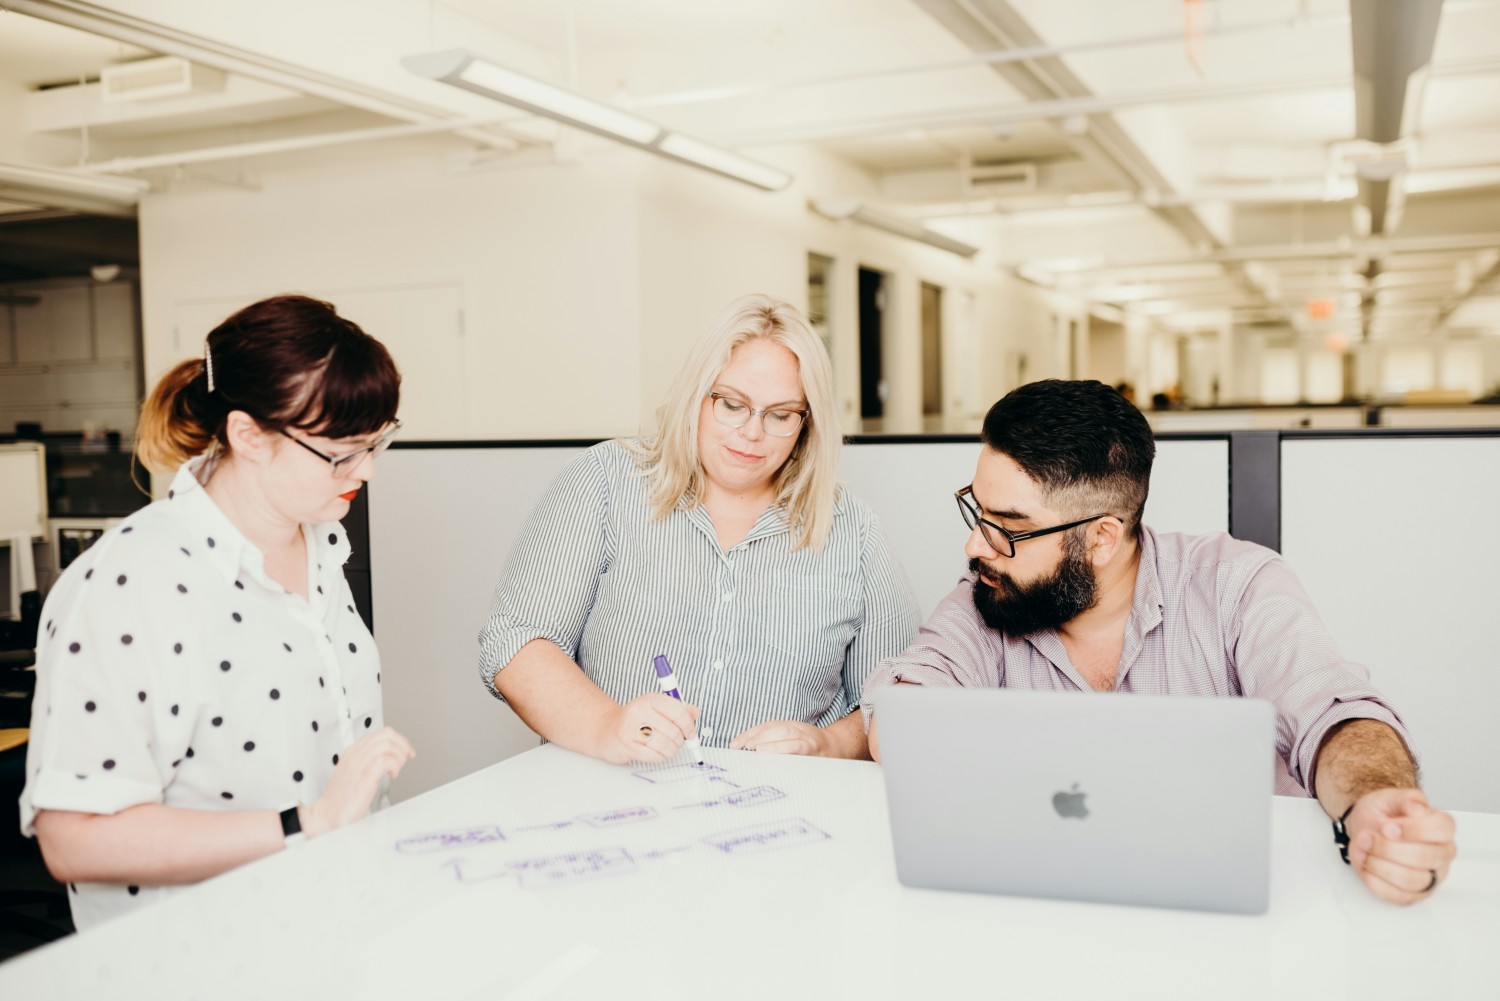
top-left (19, 456), bottom-right (386, 931)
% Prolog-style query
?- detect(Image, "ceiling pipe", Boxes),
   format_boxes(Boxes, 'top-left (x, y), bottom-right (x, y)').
top-left (1349, 0), bottom-right (1445, 237)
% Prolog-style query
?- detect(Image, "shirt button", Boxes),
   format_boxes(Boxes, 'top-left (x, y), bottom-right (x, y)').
top-left (700, 727), bottom-right (714, 739)
top-left (721, 592), bottom-right (732, 602)
top-left (712, 660), bottom-right (723, 671)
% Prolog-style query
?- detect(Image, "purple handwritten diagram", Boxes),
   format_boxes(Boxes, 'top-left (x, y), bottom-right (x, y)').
top-left (509, 848), bottom-right (638, 889)
top-left (631, 762), bottom-right (727, 783)
top-left (577, 805), bottom-right (658, 827)
top-left (399, 763), bottom-right (833, 891)
top-left (447, 848), bottom-right (637, 888)
top-left (515, 805), bottom-right (660, 833)
top-left (675, 785), bottom-right (787, 810)
top-left (395, 825), bottom-right (506, 854)
top-left (703, 818), bottom-right (830, 855)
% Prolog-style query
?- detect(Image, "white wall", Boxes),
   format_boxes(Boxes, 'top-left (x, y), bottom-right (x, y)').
top-left (139, 144), bottom-right (646, 443)
top-left (137, 143), bottom-right (1038, 446)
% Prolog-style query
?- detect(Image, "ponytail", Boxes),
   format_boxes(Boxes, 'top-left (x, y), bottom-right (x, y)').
top-left (135, 358), bottom-right (219, 474)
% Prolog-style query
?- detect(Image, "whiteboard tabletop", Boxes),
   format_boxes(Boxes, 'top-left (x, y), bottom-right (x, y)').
top-left (2, 745), bottom-right (1496, 1000)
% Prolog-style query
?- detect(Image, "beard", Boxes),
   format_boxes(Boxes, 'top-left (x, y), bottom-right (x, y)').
top-left (970, 532), bottom-right (1098, 637)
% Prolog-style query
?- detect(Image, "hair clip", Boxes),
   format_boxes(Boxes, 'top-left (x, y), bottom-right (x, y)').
top-left (205, 346), bottom-right (216, 394)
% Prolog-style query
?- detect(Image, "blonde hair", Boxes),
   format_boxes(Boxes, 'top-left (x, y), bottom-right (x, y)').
top-left (633, 294), bottom-right (842, 551)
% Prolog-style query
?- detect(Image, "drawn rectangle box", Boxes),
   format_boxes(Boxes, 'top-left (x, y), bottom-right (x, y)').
top-left (715, 785), bottom-right (784, 808)
top-left (633, 763), bottom-right (726, 783)
top-left (702, 818), bottom-right (830, 855)
top-left (396, 825), bottom-right (506, 854)
top-left (511, 848), bottom-right (636, 889)
top-left (576, 806), bottom-right (657, 827)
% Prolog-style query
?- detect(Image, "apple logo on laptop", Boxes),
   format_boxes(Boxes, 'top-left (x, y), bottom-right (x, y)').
top-left (1052, 783), bottom-right (1089, 819)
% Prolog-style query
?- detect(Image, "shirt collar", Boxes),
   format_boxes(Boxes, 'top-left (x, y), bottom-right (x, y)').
top-left (684, 486), bottom-right (851, 552)
top-left (166, 456), bottom-right (351, 589)
top-left (1129, 525), bottom-right (1166, 632)
top-left (1019, 523), bottom-right (1165, 687)
top-left (167, 457), bottom-right (257, 587)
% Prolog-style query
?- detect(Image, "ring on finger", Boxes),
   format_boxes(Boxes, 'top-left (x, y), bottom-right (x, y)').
top-left (1422, 869), bottom-right (1438, 893)
top-left (637, 725), bottom-right (654, 743)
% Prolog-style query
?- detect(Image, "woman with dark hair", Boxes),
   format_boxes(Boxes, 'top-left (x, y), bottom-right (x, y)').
top-left (19, 294), bottom-right (415, 930)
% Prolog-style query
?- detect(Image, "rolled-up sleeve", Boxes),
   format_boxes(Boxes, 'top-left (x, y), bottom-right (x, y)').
top-left (1227, 557), bottom-right (1411, 795)
top-left (22, 551), bottom-right (171, 834)
top-left (839, 513), bottom-right (921, 709)
top-left (860, 575), bottom-right (1004, 731)
top-left (477, 448), bottom-right (612, 697)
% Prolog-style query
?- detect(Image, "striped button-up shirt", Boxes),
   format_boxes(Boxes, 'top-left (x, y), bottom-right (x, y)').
top-left (862, 527), bottom-right (1411, 796)
top-left (479, 440), bottom-right (920, 746)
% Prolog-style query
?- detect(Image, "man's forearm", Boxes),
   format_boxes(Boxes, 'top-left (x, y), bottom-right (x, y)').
top-left (1312, 719), bottom-right (1418, 818)
top-left (823, 709), bottom-right (872, 760)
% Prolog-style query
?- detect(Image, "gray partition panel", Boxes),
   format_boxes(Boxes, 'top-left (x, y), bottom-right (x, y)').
top-left (1229, 431), bottom-right (1280, 551)
top-left (369, 437), bottom-right (1232, 799)
top-left (369, 446), bottom-right (586, 801)
top-left (1281, 436), bottom-right (1500, 813)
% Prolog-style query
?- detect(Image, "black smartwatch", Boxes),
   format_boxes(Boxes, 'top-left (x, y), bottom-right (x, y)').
top-left (280, 805), bottom-right (306, 848)
top-left (1331, 803), bottom-right (1355, 864)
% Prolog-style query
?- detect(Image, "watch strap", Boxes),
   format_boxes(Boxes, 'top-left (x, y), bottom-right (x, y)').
top-left (280, 805), bottom-right (306, 847)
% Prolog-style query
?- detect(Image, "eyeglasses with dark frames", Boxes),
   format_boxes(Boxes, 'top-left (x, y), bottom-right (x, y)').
top-left (278, 420), bottom-right (402, 477)
top-left (955, 485), bottom-right (1108, 558)
top-left (708, 392), bottom-right (808, 438)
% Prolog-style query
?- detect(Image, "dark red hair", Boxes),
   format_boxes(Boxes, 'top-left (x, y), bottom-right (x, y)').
top-left (137, 295), bottom-right (400, 472)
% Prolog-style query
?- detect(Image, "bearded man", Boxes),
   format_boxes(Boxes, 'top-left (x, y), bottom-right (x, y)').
top-left (862, 379), bottom-right (1456, 906)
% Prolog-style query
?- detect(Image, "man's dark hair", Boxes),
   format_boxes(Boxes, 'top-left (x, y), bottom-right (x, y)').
top-left (980, 379), bottom-right (1156, 538)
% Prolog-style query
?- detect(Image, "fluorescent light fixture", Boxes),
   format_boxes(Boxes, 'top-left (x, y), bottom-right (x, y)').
top-left (403, 49), bottom-right (792, 192)
top-left (457, 59), bottom-right (662, 145)
top-left (811, 197), bottom-right (979, 258)
top-left (0, 161), bottom-right (150, 204)
top-left (654, 133), bottom-right (793, 193)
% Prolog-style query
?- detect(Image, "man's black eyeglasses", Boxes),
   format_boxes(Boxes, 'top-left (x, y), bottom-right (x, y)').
top-left (955, 485), bottom-right (1108, 558)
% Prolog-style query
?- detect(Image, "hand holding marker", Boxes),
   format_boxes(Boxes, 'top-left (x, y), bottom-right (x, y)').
top-left (653, 655), bottom-right (706, 766)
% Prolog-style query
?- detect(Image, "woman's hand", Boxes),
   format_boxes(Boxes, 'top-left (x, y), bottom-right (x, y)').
top-left (731, 711), bottom-right (869, 760)
top-left (590, 693), bottom-right (700, 765)
top-left (730, 720), bottom-right (829, 756)
top-left (301, 726), bottom-right (415, 838)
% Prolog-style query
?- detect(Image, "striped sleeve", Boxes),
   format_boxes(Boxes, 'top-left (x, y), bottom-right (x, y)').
top-left (841, 511), bottom-right (921, 709)
top-left (477, 446), bottom-right (613, 697)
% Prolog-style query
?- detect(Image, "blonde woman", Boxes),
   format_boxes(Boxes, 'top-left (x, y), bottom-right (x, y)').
top-left (479, 294), bottom-right (919, 764)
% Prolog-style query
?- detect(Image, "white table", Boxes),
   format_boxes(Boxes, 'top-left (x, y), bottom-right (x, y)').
top-left (2, 745), bottom-right (1497, 1000)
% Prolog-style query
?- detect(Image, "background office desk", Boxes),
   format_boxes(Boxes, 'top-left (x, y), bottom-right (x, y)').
top-left (1, 746), bottom-right (1496, 1000)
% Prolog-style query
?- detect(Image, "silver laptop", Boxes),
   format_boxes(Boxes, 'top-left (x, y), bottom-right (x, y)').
top-left (877, 686), bottom-right (1274, 915)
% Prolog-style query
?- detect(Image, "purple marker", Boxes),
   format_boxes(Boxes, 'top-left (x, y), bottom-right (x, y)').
top-left (653, 655), bottom-right (706, 765)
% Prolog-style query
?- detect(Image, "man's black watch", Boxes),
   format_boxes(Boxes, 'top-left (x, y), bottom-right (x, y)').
top-left (1331, 803), bottom-right (1355, 864)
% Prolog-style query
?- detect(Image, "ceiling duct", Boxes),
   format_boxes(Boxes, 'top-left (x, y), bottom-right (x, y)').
top-left (1348, 0), bottom-right (1444, 236)
top-left (964, 160), bottom-right (1037, 195)
top-left (101, 56), bottom-right (225, 103)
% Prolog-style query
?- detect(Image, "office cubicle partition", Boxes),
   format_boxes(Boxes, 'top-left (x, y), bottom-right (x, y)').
top-left (353, 430), bottom-right (1498, 813)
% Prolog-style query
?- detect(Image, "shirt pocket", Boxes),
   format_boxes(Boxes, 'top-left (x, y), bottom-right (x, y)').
top-left (752, 571), bottom-right (861, 681)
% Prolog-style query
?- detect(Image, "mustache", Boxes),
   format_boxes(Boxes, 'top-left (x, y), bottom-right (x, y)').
top-left (968, 557), bottom-right (1006, 586)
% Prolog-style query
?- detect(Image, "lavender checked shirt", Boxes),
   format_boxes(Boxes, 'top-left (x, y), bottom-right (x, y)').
top-left (861, 527), bottom-right (1412, 796)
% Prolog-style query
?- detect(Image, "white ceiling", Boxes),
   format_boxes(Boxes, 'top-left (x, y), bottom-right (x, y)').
top-left (2, 0), bottom-right (1498, 339)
